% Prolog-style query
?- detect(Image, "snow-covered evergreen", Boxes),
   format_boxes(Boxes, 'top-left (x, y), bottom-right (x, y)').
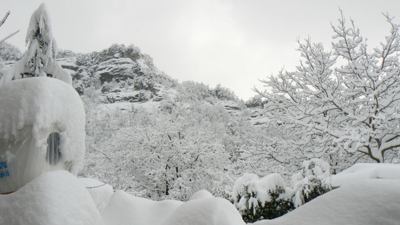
top-left (5, 4), bottom-right (71, 84)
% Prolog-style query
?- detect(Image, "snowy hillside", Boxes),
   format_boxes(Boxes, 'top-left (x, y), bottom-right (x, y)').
top-left (0, 41), bottom-right (378, 201)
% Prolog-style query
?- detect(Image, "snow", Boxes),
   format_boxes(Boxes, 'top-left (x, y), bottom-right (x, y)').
top-left (0, 77), bottom-right (85, 193)
top-left (252, 179), bottom-right (400, 225)
top-left (1, 160), bottom-right (400, 225)
top-left (189, 189), bottom-right (213, 200)
top-left (0, 170), bottom-right (245, 225)
top-left (252, 163), bottom-right (400, 225)
top-left (79, 177), bottom-right (114, 213)
top-left (1, 3), bottom-right (72, 85)
top-left (161, 197), bottom-right (245, 225)
top-left (101, 189), bottom-right (245, 225)
top-left (102, 191), bottom-right (182, 225)
top-left (0, 171), bottom-right (103, 225)
top-left (291, 158), bottom-right (332, 207)
top-left (331, 163), bottom-right (400, 186)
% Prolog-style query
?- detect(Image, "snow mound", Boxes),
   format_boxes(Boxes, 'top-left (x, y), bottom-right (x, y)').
top-left (0, 171), bottom-right (103, 225)
top-left (252, 179), bottom-right (400, 225)
top-left (79, 177), bottom-right (114, 213)
top-left (102, 189), bottom-right (245, 225)
top-left (189, 189), bottom-right (213, 200)
top-left (102, 191), bottom-right (182, 225)
top-left (253, 163), bottom-right (400, 225)
top-left (0, 77), bottom-right (85, 193)
top-left (331, 163), bottom-right (400, 186)
top-left (162, 197), bottom-right (245, 225)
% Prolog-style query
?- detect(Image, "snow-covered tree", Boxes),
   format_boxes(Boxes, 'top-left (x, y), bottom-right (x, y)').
top-left (258, 11), bottom-right (400, 163)
top-left (11, 4), bottom-right (71, 84)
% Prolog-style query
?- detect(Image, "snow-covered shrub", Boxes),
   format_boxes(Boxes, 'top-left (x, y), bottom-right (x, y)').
top-left (133, 75), bottom-right (155, 91)
top-left (233, 173), bottom-right (293, 223)
top-left (0, 42), bottom-right (21, 61)
top-left (291, 158), bottom-right (333, 207)
top-left (212, 84), bottom-right (238, 101)
top-left (245, 95), bottom-right (267, 108)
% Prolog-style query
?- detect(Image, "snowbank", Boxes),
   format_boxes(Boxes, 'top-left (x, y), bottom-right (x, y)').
top-left (0, 77), bottom-right (85, 193)
top-left (102, 190), bottom-right (183, 225)
top-left (79, 177), bottom-right (114, 213)
top-left (162, 197), bottom-right (245, 225)
top-left (252, 163), bottom-right (400, 225)
top-left (0, 171), bottom-right (103, 225)
top-left (252, 179), bottom-right (400, 225)
top-left (331, 163), bottom-right (400, 186)
top-left (102, 189), bottom-right (245, 225)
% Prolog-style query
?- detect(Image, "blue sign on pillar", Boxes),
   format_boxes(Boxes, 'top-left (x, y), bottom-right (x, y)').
top-left (0, 161), bottom-right (10, 178)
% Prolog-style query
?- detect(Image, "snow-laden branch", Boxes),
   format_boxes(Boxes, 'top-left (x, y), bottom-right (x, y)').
top-left (259, 11), bottom-right (400, 163)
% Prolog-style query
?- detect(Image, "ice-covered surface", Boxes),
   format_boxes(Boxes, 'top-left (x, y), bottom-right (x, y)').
top-left (0, 77), bottom-right (85, 193)
top-left (252, 163), bottom-right (400, 225)
top-left (0, 171), bottom-right (103, 225)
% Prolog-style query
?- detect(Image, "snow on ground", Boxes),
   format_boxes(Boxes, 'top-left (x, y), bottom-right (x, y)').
top-left (161, 196), bottom-right (245, 225)
top-left (102, 190), bottom-right (183, 225)
top-left (102, 190), bottom-right (245, 225)
top-left (252, 163), bottom-right (400, 225)
top-left (0, 170), bottom-right (245, 225)
top-left (0, 171), bottom-right (103, 225)
top-left (331, 163), bottom-right (400, 186)
top-left (1, 163), bottom-right (399, 225)
top-left (79, 177), bottom-right (114, 213)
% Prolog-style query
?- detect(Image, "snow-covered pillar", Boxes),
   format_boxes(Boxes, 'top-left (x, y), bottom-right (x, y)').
top-left (0, 77), bottom-right (85, 193)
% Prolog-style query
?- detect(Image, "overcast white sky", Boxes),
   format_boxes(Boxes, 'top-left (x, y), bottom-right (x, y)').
top-left (2, 0), bottom-right (400, 100)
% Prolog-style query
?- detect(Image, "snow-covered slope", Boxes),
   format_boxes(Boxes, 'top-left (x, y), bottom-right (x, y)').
top-left (331, 163), bottom-right (400, 186)
top-left (0, 171), bottom-right (245, 225)
top-left (252, 163), bottom-right (400, 225)
top-left (0, 171), bottom-right (103, 225)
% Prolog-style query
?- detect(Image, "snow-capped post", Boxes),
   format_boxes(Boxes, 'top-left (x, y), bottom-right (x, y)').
top-left (11, 3), bottom-right (72, 84)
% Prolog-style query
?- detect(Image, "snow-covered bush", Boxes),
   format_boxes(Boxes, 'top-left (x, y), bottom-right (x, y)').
top-left (0, 42), bottom-right (21, 61)
top-left (212, 84), bottom-right (238, 101)
top-left (291, 158), bottom-right (333, 207)
top-left (233, 173), bottom-right (293, 223)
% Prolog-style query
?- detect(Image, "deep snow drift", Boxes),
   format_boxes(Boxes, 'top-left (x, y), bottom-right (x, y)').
top-left (0, 171), bottom-right (245, 225)
top-left (0, 171), bottom-right (103, 225)
top-left (253, 163), bottom-right (400, 225)
top-left (1, 164), bottom-right (399, 225)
